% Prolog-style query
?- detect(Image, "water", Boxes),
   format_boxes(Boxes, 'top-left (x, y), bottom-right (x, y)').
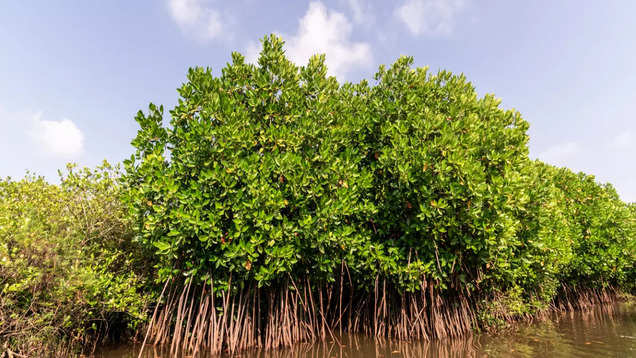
top-left (98, 302), bottom-right (636, 358)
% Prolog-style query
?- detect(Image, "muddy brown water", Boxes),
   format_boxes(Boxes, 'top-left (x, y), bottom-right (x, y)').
top-left (97, 302), bottom-right (635, 358)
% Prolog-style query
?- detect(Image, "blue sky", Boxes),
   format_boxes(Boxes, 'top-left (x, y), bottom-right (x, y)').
top-left (1, 1), bottom-right (635, 201)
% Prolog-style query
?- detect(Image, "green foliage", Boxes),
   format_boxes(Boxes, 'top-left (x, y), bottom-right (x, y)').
top-left (550, 168), bottom-right (634, 288)
top-left (506, 161), bottom-right (574, 302)
top-left (361, 57), bottom-right (530, 291)
top-left (124, 35), bottom-right (635, 305)
top-left (0, 162), bottom-right (153, 354)
top-left (123, 36), bottom-right (379, 288)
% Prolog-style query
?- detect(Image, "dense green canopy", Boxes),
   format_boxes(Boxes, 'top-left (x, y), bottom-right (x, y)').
top-left (124, 35), bottom-right (635, 302)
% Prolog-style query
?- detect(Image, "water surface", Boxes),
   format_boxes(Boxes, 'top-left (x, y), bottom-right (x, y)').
top-left (98, 302), bottom-right (635, 357)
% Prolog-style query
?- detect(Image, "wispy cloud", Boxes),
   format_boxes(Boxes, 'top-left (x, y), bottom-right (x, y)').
top-left (247, 1), bottom-right (372, 79)
top-left (29, 112), bottom-right (84, 158)
top-left (395, 0), bottom-right (467, 36)
top-left (168, 0), bottom-right (223, 41)
top-left (537, 141), bottom-right (579, 167)
top-left (610, 130), bottom-right (634, 149)
top-left (344, 0), bottom-right (374, 26)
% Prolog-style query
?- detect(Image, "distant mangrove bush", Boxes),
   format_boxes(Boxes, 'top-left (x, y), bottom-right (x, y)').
top-left (122, 35), bottom-right (635, 355)
top-left (0, 163), bottom-right (155, 356)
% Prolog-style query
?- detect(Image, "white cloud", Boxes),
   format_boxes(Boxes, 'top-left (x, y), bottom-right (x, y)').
top-left (29, 113), bottom-right (84, 158)
top-left (244, 40), bottom-right (263, 65)
top-left (395, 0), bottom-right (466, 36)
top-left (537, 141), bottom-right (579, 167)
top-left (247, 1), bottom-right (372, 79)
top-left (344, 0), bottom-right (374, 25)
top-left (168, 0), bottom-right (223, 41)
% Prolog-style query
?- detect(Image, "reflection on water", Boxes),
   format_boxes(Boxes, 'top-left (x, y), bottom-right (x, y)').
top-left (98, 302), bottom-right (635, 358)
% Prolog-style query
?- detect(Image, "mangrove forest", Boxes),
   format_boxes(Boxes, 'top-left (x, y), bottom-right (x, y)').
top-left (1, 35), bottom-right (634, 357)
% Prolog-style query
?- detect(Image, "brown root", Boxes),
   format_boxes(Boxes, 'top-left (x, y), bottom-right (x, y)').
top-left (140, 274), bottom-right (480, 356)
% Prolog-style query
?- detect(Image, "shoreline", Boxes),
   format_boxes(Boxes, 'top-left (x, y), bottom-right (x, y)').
top-left (96, 293), bottom-right (634, 358)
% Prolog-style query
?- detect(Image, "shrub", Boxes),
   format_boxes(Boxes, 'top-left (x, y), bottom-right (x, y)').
top-left (550, 168), bottom-right (634, 288)
top-left (123, 36), bottom-right (379, 289)
top-left (0, 163), bottom-right (153, 355)
top-left (360, 57), bottom-right (531, 291)
top-left (123, 36), bottom-right (539, 294)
